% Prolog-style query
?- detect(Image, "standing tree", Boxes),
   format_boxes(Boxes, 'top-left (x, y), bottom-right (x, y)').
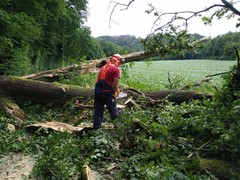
top-left (0, 0), bottom-right (104, 75)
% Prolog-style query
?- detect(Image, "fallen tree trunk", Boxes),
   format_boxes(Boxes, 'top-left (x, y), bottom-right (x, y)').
top-left (21, 61), bottom-right (103, 82)
top-left (22, 52), bottom-right (145, 82)
top-left (200, 158), bottom-right (240, 179)
top-left (0, 75), bottom-right (212, 125)
top-left (144, 90), bottom-right (212, 104)
top-left (0, 76), bottom-right (212, 105)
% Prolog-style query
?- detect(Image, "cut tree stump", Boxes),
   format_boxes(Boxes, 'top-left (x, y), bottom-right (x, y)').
top-left (0, 93), bottom-right (25, 127)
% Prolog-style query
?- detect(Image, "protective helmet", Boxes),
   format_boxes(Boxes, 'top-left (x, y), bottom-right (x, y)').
top-left (110, 54), bottom-right (125, 66)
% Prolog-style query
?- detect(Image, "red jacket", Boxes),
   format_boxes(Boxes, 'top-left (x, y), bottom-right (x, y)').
top-left (96, 64), bottom-right (120, 86)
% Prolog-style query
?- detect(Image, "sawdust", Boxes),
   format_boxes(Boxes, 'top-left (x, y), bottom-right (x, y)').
top-left (0, 153), bottom-right (35, 180)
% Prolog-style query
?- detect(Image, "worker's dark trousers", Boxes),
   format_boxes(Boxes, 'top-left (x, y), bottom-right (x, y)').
top-left (93, 93), bottom-right (119, 129)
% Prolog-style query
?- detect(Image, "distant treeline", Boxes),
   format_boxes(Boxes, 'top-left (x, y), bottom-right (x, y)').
top-left (195, 32), bottom-right (240, 60)
top-left (101, 32), bottom-right (240, 61)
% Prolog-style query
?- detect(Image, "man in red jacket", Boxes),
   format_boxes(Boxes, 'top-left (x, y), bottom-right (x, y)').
top-left (93, 54), bottom-right (125, 129)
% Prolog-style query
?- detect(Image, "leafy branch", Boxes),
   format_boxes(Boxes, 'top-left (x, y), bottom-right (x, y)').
top-left (109, 0), bottom-right (240, 33)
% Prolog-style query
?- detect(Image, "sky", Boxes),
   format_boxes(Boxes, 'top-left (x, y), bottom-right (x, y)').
top-left (86, 0), bottom-right (240, 38)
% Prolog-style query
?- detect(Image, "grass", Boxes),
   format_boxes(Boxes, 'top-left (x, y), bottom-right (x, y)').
top-left (120, 59), bottom-right (236, 92)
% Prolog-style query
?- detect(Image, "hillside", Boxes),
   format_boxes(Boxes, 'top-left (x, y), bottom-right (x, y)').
top-left (95, 35), bottom-right (143, 57)
top-left (95, 32), bottom-right (240, 60)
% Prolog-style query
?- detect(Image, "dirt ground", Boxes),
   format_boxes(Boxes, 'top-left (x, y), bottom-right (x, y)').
top-left (0, 153), bottom-right (105, 180)
top-left (0, 153), bottom-right (35, 180)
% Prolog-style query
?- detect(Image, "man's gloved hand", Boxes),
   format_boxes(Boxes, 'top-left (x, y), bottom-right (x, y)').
top-left (114, 88), bottom-right (120, 97)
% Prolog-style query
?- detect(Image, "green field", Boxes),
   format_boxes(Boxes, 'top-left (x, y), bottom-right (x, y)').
top-left (121, 60), bottom-right (236, 92)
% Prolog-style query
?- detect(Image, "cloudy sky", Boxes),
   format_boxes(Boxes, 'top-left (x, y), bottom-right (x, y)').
top-left (86, 0), bottom-right (239, 38)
